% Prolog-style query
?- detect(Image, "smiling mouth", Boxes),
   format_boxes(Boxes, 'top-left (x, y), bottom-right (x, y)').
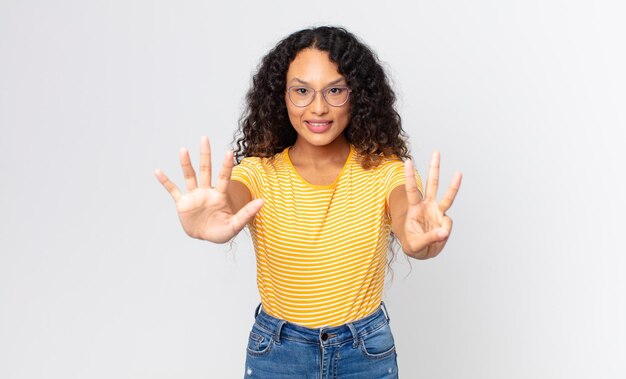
top-left (305, 120), bottom-right (333, 133)
top-left (306, 121), bottom-right (332, 126)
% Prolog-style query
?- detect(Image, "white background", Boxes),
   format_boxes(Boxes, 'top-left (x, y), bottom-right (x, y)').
top-left (1, 0), bottom-right (625, 378)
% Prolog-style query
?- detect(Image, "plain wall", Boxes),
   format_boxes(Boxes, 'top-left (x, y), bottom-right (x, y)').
top-left (1, 0), bottom-right (624, 378)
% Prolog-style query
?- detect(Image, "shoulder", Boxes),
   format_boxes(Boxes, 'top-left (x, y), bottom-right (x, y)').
top-left (378, 155), bottom-right (404, 169)
top-left (235, 156), bottom-right (264, 169)
top-left (352, 148), bottom-right (404, 174)
top-left (234, 149), bottom-right (289, 173)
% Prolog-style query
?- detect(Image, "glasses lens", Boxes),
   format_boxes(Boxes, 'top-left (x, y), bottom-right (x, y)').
top-left (288, 87), bottom-right (314, 107)
top-left (324, 87), bottom-right (350, 106)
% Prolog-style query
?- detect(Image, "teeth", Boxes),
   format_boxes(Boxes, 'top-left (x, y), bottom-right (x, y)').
top-left (309, 122), bottom-right (330, 126)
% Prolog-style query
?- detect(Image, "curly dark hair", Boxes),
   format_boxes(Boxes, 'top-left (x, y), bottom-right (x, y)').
top-left (233, 26), bottom-right (411, 169)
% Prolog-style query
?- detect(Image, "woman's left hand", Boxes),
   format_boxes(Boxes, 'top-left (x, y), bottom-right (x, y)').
top-left (400, 152), bottom-right (462, 259)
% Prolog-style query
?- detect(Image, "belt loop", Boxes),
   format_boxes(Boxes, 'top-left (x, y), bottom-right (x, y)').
top-left (275, 320), bottom-right (286, 343)
top-left (347, 322), bottom-right (359, 349)
top-left (380, 301), bottom-right (391, 322)
top-left (254, 303), bottom-right (262, 319)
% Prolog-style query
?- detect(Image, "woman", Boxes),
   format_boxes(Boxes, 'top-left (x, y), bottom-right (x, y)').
top-left (155, 26), bottom-right (461, 378)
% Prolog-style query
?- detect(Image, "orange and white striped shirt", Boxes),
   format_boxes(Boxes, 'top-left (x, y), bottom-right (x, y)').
top-left (231, 145), bottom-right (421, 327)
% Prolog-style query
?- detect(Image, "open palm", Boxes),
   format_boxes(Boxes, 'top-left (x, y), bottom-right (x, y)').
top-left (154, 137), bottom-right (263, 243)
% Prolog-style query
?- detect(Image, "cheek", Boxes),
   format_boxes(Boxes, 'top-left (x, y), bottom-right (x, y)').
top-left (285, 103), bottom-right (304, 123)
top-left (336, 106), bottom-right (351, 122)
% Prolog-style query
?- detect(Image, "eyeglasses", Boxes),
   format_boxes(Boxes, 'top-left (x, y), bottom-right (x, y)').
top-left (286, 86), bottom-right (352, 107)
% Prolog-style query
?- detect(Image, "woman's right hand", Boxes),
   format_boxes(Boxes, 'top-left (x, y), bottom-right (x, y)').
top-left (154, 136), bottom-right (264, 243)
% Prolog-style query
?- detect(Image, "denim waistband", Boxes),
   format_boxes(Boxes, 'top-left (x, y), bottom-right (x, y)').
top-left (251, 303), bottom-right (391, 348)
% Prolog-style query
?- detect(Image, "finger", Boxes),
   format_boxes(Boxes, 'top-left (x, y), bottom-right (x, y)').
top-left (439, 172), bottom-right (463, 213)
top-left (154, 169), bottom-right (182, 202)
top-left (432, 216), bottom-right (453, 252)
top-left (407, 228), bottom-right (446, 254)
top-left (427, 217), bottom-right (453, 258)
top-left (179, 148), bottom-right (198, 191)
top-left (425, 151), bottom-right (440, 201)
top-left (229, 198), bottom-right (264, 234)
top-left (404, 159), bottom-right (422, 206)
top-left (440, 215), bottom-right (453, 238)
top-left (215, 150), bottom-right (234, 194)
top-left (199, 136), bottom-right (212, 188)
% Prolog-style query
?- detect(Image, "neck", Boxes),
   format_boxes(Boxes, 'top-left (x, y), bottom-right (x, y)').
top-left (289, 137), bottom-right (351, 166)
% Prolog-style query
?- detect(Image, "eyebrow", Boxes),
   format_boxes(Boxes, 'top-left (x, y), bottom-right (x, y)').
top-left (289, 77), bottom-right (347, 86)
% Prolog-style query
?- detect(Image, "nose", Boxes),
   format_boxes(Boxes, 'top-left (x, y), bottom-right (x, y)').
top-left (309, 90), bottom-right (329, 115)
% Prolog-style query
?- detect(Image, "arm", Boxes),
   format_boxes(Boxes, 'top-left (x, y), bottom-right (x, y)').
top-left (155, 136), bottom-right (264, 243)
top-left (389, 152), bottom-right (462, 259)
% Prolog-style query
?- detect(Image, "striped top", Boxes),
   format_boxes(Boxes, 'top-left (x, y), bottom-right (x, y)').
top-left (231, 145), bottom-right (422, 327)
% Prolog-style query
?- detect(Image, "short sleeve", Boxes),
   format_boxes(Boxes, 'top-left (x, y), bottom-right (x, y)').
top-left (382, 159), bottom-right (423, 208)
top-left (230, 158), bottom-right (264, 199)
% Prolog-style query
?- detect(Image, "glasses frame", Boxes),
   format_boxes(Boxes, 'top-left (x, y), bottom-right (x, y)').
top-left (286, 85), bottom-right (352, 108)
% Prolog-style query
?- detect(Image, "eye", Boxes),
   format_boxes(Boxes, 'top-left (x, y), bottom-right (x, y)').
top-left (292, 87), bottom-right (310, 96)
top-left (327, 87), bottom-right (346, 96)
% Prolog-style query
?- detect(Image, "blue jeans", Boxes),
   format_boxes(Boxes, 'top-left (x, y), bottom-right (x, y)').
top-left (244, 303), bottom-right (399, 378)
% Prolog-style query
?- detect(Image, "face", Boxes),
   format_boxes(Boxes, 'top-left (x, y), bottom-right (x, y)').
top-left (285, 48), bottom-right (351, 150)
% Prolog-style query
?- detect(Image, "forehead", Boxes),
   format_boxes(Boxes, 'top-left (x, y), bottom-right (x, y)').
top-left (286, 48), bottom-right (344, 84)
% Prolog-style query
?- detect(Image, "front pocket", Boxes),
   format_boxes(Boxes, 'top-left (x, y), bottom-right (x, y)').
top-left (246, 330), bottom-right (274, 356)
top-left (360, 323), bottom-right (396, 360)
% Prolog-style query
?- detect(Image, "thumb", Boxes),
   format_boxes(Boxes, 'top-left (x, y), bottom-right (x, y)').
top-left (229, 198), bottom-right (265, 233)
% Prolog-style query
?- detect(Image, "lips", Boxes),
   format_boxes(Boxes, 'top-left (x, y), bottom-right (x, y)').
top-left (305, 120), bottom-right (333, 133)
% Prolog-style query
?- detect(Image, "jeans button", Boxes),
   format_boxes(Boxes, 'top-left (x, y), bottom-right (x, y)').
top-left (321, 332), bottom-right (329, 341)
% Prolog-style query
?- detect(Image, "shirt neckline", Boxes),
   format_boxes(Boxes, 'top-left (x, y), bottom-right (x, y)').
top-left (283, 145), bottom-right (354, 189)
